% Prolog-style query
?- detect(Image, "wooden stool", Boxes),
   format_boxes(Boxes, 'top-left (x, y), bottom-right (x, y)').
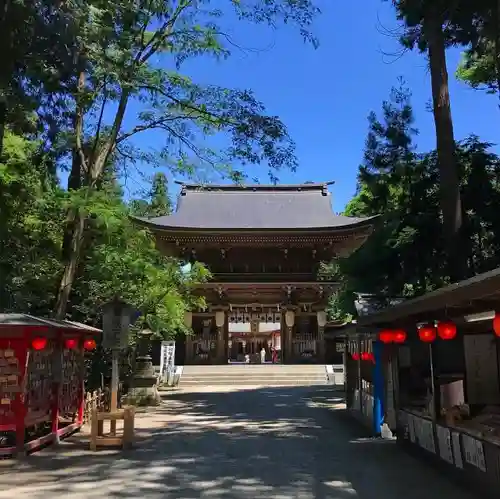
top-left (89, 407), bottom-right (135, 451)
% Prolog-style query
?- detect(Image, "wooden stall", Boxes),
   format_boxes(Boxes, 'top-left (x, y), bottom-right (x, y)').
top-left (0, 314), bottom-right (100, 457)
top-left (355, 267), bottom-right (500, 497)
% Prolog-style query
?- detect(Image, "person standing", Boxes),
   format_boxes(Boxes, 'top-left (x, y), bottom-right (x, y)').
top-left (260, 347), bottom-right (266, 364)
top-left (271, 347), bottom-right (278, 364)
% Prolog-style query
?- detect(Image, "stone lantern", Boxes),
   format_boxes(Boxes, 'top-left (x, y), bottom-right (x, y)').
top-left (125, 329), bottom-right (161, 406)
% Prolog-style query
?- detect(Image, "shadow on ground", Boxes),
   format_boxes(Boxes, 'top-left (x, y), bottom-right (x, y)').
top-left (0, 386), bottom-right (481, 499)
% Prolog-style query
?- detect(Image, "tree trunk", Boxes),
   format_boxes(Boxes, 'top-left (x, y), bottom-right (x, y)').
top-left (425, 7), bottom-right (467, 282)
top-left (54, 209), bottom-right (85, 319)
top-left (495, 0), bottom-right (500, 103)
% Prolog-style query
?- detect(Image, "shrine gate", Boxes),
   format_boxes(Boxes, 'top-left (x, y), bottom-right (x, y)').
top-left (134, 182), bottom-right (377, 364)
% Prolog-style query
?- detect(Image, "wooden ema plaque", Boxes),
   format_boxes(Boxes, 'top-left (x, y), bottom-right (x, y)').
top-left (25, 343), bottom-right (54, 427)
top-left (59, 348), bottom-right (83, 420)
top-left (0, 341), bottom-right (25, 451)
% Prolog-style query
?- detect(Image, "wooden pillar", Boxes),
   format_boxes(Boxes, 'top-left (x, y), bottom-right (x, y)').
top-left (217, 328), bottom-right (225, 364)
top-left (282, 312), bottom-right (293, 364)
top-left (317, 325), bottom-right (325, 363)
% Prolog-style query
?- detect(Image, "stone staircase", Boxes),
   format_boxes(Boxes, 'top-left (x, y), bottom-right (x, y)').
top-left (178, 364), bottom-right (328, 388)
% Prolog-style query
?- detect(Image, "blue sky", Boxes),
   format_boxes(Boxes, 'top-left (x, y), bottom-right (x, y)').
top-left (121, 0), bottom-right (500, 213)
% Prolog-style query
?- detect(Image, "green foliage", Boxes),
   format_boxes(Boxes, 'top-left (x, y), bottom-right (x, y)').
top-left (0, 130), bottom-right (208, 339)
top-left (328, 84), bottom-right (500, 321)
top-left (455, 2), bottom-right (500, 93)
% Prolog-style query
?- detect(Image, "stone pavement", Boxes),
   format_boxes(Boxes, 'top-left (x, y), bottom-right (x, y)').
top-left (0, 386), bottom-right (482, 498)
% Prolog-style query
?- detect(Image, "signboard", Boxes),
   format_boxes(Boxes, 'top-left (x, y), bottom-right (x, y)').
top-left (463, 334), bottom-right (500, 405)
top-left (413, 416), bottom-right (436, 453)
top-left (463, 434), bottom-right (487, 472)
top-left (160, 341), bottom-right (176, 378)
top-left (436, 425), bottom-right (454, 464)
top-left (102, 299), bottom-right (133, 350)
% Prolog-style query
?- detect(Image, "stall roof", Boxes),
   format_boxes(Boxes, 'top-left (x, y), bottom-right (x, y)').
top-left (0, 314), bottom-right (101, 333)
top-left (356, 266), bottom-right (500, 327)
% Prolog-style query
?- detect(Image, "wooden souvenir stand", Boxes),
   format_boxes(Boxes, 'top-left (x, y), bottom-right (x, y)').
top-left (0, 314), bottom-right (100, 457)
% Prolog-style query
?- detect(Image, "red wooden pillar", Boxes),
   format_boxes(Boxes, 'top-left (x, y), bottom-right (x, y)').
top-left (77, 334), bottom-right (85, 425)
top-left (15, 334), bottom-right (29, 456)
top-left (51, 331), bottom-right (62, 444)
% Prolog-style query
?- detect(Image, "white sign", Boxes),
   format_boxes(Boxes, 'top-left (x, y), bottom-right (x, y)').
top-left (436, 425), bottom-right (454, 464)
top-left (413, 416), bottom-right (436, 453)
top-left (462, 434), bottom-right (487, 472)
top-left (160, 341), bottom-right (176, 378)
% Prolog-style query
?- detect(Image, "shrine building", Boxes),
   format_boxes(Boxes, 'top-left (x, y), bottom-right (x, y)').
top-left (134, 182), bottom-right (377, 364)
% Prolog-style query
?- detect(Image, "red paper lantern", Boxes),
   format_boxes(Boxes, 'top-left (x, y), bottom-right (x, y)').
top-left (352, 352), bottom-right (360, 361)
top-left (418, 325), bottom-right (436, 343)
top-left (83, 338), bottom-right (96, 351)
top-left (493, 313), bottom-right (500, 337)
top-left (65, 338), bottom-right (78, 350)
top-left (31, 337), bottom-right (47, 350)
top-left (379, 330), bottom-right (394, 343)
top-left (437, 321), bottom-right (457, 340)
top-left (361, 352), bottom-right (369, 361)
top-left (393, 330), bottom-right (407, 344)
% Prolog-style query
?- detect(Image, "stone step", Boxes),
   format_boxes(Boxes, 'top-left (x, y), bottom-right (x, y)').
top-left (179, 379), bottom-right (327, 386)
top-left (182, 367), bottom-right (325, 373)
top-left (177, 364), bottom-right (328, 388)
top-left (182, 375), bottom-right (326, 383)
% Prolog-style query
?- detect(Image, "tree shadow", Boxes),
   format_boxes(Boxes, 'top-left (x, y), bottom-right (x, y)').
top-left (0, 386), bottom-right (480, 499)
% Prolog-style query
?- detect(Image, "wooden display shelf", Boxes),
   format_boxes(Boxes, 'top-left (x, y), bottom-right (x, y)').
top-left (89, 407), bottom-right (135, 451)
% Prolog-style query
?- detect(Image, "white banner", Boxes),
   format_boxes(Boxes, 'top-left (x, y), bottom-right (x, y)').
top-left (160, 341), bottom-right (176, 378)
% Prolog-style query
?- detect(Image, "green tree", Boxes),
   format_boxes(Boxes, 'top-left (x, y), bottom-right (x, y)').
top-left (329, 84), bottom-right (500, 320)
top-left (0, 131), bottom-right (64, 313)
top-left (130, 173), bottom-right (172, 217)
top-left (54, 0), bottom-right (320, 318)
top-left (389, 0), bottom-right (478, 280)
top-left (455, 1), bottom-right (500, 100)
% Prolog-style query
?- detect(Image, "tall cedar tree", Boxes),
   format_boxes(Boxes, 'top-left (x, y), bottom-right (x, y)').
top-left (390, 0), bottom-right (479, 281)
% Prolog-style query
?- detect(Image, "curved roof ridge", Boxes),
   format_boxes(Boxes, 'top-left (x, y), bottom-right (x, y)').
top-left (174, 181), bottom-right (335, 192)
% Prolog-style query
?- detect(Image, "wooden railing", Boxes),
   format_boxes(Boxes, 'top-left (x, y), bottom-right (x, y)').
top-left (83, 383), bottom-right (125, 424)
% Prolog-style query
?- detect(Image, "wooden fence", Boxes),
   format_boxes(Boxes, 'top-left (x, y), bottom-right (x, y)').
top-left (83, 388), bottom-right (109, 424)
top-left (83, 383), bottom-right (125, 424)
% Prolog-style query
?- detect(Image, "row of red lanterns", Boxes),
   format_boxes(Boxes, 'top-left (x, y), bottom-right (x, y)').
top-left (351, 352), bottom-right (375, 363)
top-left (378, 321), bottom-right (458, 344)
top-left (31, 337), bottom-right (97, 351)
top-left (357, 312), bottom-right (500, 351)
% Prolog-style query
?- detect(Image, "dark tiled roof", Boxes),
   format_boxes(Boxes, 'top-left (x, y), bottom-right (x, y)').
top-left (0, 313), bottom-right (101, 333)
top-left (133, 183), bottom-right (378, 231)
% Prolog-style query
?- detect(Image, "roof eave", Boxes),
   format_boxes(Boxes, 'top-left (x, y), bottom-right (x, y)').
top-left (129, 215), bottom-right (381, 234)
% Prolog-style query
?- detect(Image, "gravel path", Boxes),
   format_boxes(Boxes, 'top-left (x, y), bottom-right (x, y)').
top-left (0, 386), bottom-right (481, 498)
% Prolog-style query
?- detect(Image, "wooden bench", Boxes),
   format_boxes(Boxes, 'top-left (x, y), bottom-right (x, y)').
top-left (89, 406), bottom-right (135, 451)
